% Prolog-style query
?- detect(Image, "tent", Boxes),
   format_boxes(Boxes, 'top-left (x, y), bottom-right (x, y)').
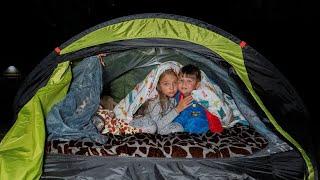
top-left (0, 13), bottom-right (318, 179)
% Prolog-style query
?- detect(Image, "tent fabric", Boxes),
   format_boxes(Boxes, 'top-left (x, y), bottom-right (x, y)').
top-left (13, 52), bottom-right (61, 118)
top-left (0, 62), bottom-right (71, 180)
top-left (242, 46), bottom-right (317, 178)
top-left (58, 14), bottom-right (241, 52)
top-left (0, 13), bottom-right (317, 179)
top-left (56, 17), bottom-right (309, 168)
top-left (59, 14), bottom-right (241, 56)
top-left (42, 150), bottom-right (305, 179)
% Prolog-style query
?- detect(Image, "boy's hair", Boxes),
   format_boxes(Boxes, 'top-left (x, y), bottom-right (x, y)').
top-left (179, 64), bottom-right (201, 82)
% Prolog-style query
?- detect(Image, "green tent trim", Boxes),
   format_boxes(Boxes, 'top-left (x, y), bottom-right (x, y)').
top-left (0, 62), bottom-right (71, 179)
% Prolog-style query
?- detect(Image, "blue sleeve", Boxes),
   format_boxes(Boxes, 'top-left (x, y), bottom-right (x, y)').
top-left (173, 114), bottom-right (184, 126)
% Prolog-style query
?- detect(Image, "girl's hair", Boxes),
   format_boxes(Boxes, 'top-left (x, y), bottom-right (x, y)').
top-left (157, 69), bottom-right (177, 114)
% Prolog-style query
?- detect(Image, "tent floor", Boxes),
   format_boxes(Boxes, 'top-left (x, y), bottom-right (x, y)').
top-left (42, 149), bottom-right (305, 179)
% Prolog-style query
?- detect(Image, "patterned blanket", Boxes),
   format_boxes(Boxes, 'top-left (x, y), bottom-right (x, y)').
top-left (46, 124), bottom-right (268, 158)
top-left (114, 61), bottom-right (248, 128)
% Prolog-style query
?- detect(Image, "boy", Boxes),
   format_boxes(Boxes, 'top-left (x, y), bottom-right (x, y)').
top-left (174, 64), bottom-right (223, 134)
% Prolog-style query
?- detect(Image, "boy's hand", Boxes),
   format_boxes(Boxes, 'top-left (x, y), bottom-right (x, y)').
top-left (175, 96), bottom-right (193, 113)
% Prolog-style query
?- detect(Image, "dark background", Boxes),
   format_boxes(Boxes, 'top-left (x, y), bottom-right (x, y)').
top-left (1, 0), bottom-right (318, 165)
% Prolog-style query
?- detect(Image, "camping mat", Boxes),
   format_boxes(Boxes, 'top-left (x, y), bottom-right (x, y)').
top-left (46, 124), bottom-right (268, 158)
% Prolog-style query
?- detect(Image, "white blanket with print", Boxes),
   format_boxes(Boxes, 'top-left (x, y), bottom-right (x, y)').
top-left (113, 61), bottom-right (247, 127)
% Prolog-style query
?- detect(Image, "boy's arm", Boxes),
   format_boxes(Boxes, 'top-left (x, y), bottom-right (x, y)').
top-left (173, 95), bottom-right (193, 127)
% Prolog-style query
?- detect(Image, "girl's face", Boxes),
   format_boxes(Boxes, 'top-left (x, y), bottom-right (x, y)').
top-left (158, 73), bottom-right (178, 98)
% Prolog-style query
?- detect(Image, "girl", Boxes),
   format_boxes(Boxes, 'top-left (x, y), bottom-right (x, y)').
top-left (130, 69), bottom-right (193, 134)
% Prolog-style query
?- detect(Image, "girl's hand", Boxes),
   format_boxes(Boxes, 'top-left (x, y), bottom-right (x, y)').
top-left (175, 96), bottom-right (193, 113)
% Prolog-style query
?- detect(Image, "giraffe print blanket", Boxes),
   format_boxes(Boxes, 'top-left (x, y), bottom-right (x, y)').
top-left (46, 124), bottom-right (268, 158)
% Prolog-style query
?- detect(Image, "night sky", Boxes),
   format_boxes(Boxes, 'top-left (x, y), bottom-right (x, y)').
top-left (1, 0), bottom-right (318, 162)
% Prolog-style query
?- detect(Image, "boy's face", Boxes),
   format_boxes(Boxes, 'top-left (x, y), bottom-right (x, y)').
top-left (178, 74), bottom-right (200, 96)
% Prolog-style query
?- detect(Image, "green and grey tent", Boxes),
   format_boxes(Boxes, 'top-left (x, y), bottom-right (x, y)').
top-left (0, 13), bottom-right (317, 179)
